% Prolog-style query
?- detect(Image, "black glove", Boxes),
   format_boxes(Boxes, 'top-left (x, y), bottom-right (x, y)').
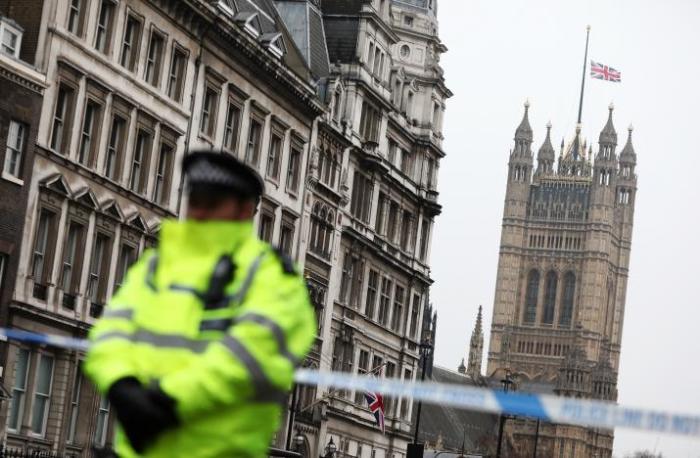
top-left (107, 377), bottom-right (179, 453)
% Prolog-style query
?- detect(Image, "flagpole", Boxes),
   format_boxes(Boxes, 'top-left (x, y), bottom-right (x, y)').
top-left (577, 25), bottom-right (591, 124)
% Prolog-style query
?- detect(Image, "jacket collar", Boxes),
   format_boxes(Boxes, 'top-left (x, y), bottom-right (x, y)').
top-left (159, 219), bottom-right (254, 260)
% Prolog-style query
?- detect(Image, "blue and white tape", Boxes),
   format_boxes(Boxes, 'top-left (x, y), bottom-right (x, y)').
top-left (1, 328), bottom-right (698, 438)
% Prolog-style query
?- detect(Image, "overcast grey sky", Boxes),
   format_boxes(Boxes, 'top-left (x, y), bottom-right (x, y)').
top-left (430, 1), bottom-right (700, 456)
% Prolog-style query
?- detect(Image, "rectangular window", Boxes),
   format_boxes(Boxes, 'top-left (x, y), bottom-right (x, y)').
top-left (4, 120), bottom-right (26, 178)
top-left (120, 14), bottom-right (142, 71)
top-left (391, 285), bottom-right (404, 333)
top-left (60, 221), bottom-right (86, 296)
top-left (153, 142), bottom-right (174, 205)
top-left (286, 143), bottom-right (301, 194)
top-left (78, 101), bottom-right (102, 167)
top-left (375, 193), bottom-right (387, 234)
top-left (8, 348), bottom-right (30, 432)
top-left (94, 0), bottom-right (115, 54)
top-left (419, 218), bottom-right (431, 261)
top-left (144, 30), bottom-right (165, 87)
top-left (400, 211), bottom-right (413, 251)
top-left (387, 202), bottom-right (398, 243)
top-left (400, 369), bottom-right (412, 419)
top-left (67, 0), bottom-right (86, 36)
top-left (51, 85), bottom-right (75, 154)
top-left (30, 354), bottom-right (54, 435)
top-left (266, 132), bottom-right (283, 180)
top-left (167, 47), bottom-right (187, 102)
top-left (31, 209), bottom-right (56, 292)
top-left (378, 277), bottom-right (392, 326)
top-left (88, 233), bottom-right (111, 305)
top-left (94, 397), bottom-right (110, 446)
top-left (113, 244), bottom-right (136, 291)
top-left (200, 85), bottom-right (219, 138)
top-left (1, 26), bottom-right (21, 57)
top-left (355, 349), bottom-right (370, 404)
top-left (359, 102), bottom-right (380, 142)
top-left (223, 100), bottom-right (241, 152)
top-left (279, 221), bottom-right (294, 256)
top-left (129, 129), bottom-right (152, 194)
top-left (385, 362), bottom-right (396, 415)
top-left (259, 211), bottom-right (274, 243)
top-left (105, 115), bottom-right (126, 180)
top-left (67, 368), bottom-right (82, 444)
top-left (245, 118), bottom-right (262, 165)
top-left (350, 172), bottom-right (373, 223)
top-left (365, 269), bottom-right (378, 320)
top-left (401, 149), bottom-right (414, 177)
top-left (410, 294), bottom-right (420, 339)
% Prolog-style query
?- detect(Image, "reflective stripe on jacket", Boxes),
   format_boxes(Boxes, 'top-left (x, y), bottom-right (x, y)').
top-left (84, 219), bottom-right (317, 458)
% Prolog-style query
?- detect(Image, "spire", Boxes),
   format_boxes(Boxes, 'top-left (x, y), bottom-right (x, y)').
top-left (598, 103), bottom-right (618, 146)
top-left (458, 358), bottom-right (466, 374)
top-left (620, 124), bottom-right (637, 164)
top-left (466, 305), bottom-right (484, 379)
top-left (537, 122), bottom-right (555, 160)
top-left (514, 100), bottom-right (533, 142)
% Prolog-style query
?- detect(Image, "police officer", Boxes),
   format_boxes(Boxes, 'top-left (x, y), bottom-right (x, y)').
top-left (84, 150), bottom-right (317, 458)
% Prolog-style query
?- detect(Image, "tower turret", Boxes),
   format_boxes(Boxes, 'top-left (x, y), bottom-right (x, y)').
top-left (557, 124), bottom-right (591, 177)
top-left (619, 125), bottom-right (637, 179)
top-left (591, 339), bottom-right (618, 401)
top-left (466, 305), bottom-right (484, 379)
top-left (594, 104), bottom-right (618, 187)
top-left (536, 122), bottom-right (555, 175)
top-left (555, 326), bottom-right (592, 398)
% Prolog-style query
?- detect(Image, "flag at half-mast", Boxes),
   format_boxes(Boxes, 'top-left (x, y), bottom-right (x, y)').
top-left (590, 61), bottom-right (621, 82)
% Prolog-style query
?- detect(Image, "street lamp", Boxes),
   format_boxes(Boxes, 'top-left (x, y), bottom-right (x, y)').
top-left (321, 437), bottom-right (336, 458)
top-left (293, 431), bottom-right (305, 452)
top-left (495, 370), bottom-right (515, 458)
top-left (408, 339), bottom-right (433, 458)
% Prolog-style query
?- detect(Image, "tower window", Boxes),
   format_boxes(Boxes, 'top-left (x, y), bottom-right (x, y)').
top-left (559, 272), bottom-right (576, 327)
top-left (542, 271), bottom-right (557, 324)
top-left (523, 270), bottom-right (540, 324)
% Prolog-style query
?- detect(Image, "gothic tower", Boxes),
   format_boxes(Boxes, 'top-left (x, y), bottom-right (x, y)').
top-left (466, 305), bottom-right (484, 379)
top-left (486, 102), bottom-right (638, 457)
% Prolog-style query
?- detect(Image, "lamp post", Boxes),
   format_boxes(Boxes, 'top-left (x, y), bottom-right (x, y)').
top-left (321, 437), bottom-right (336, 458)
top-left (495, 370), bottom-right (514, 458)
top-left (408, 339), bottom-right (433, 458)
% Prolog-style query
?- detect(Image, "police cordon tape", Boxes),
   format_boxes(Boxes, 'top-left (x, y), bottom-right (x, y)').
top-left (1, 327), bottom-right (699, 439)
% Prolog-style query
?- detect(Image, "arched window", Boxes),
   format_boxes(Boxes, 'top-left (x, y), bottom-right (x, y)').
top-left (542, 271), bottom-right (557, 324)
top-left (318, 147), bottom-right (340, 189)
top-left (560, 272), bottom-right (576, 327)
top-left (523, 270), bottom-right (540, 324)
top-left (309, 203), bottom-right (335, 260)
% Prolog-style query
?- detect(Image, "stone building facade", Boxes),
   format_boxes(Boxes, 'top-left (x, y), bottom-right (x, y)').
top-left (484, 102), bottom-right (638, 457)
top-left (0, 0), bottom-right (449, 456)
top-left (289, 1), bottom-right (450, 457)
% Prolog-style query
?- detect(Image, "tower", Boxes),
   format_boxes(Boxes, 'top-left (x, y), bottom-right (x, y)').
top-left (466, 305), bottom-right (484, 379)
top-left (486, 103), bottom-right (638, 457)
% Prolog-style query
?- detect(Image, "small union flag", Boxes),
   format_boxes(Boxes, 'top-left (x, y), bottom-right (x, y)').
top-left (590, 61), bottom-right (621, 82)
top-left (364, 390), bottom-right (385, 434)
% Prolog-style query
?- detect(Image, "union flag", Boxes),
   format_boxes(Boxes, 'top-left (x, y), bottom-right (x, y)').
top-left (364, 390), bottom-right (386, 434)
top-left (590, 61), bottom-right (621, 82)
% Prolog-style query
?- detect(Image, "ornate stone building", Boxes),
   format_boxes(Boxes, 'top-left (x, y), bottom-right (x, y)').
top-left (288, 1), bottom-right (450, 457)
top-left (485, 102), bottom-right (638, 457)
top-left (0, 0), bottom-right (449, 456)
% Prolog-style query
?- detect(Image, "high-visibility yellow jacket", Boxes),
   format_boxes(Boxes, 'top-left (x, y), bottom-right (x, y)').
top-left (84, 219), bottom-right (316, 458)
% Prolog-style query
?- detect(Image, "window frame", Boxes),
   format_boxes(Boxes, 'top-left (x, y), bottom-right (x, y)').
top-left (153, 133), bottom-right (176, 206)
top-left (66, 0), bottom-right (88, 37)
top-left (223, 95), bottom-right (243, 153)
top-left (266, 125), bottom-right (284, 181)
top-left (167, 44), bottom-right (188, 102)
top-left (129, 126), bottom-right (154, 195)
top-left (286, 137), bottom-right (303, 195)
top-left (200, 82), bottom-right (221, 139)
top-left (77, 98), bottom-right (103, 168)
top-left (87, 231), bottom-right (112, 306)
top-left (119, 12), bottom-right (144, 72)
top-left (50, 83), bottom-right (77, 155)
top-left (104, 111), bottom-right (128, 181)
top-left (94, 0), bottom-right (116, 54)
top-left (0, 20), bottom-right (23, 58)
top-left (94, 397), bottom-right (110, 446)
top-left (3, 120), bottom-right (26, 179)
top-left (144, 27), bottom-right (167, 88)
top-left (7, 348), bottom-right (30, 432)
top-left (30, 353), bottom-right (55, 437)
